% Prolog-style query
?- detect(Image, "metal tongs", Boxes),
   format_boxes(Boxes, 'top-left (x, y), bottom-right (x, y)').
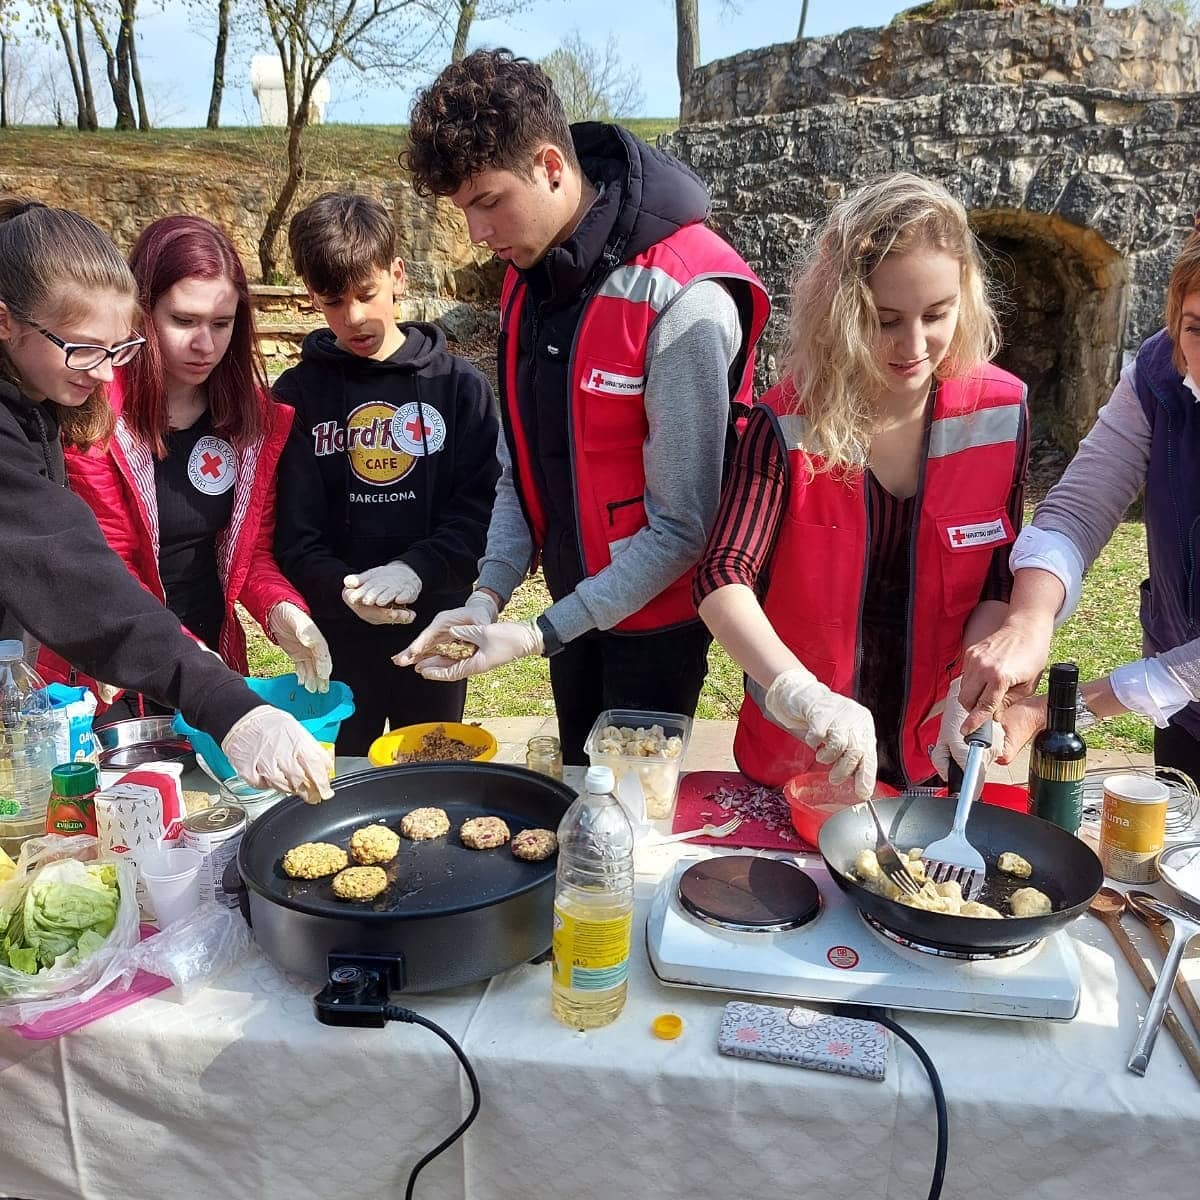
top-left (922, 721), bottom-right (994, 901)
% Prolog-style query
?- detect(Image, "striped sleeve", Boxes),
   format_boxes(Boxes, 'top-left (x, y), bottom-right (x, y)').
top-left (693, 405), bottom-right (788, 604)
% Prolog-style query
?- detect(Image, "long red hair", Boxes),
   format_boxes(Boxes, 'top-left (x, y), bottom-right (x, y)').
top-left (121, 215), bottom-right (266, 458)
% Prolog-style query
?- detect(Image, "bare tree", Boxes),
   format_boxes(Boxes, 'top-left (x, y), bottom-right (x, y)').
top-left (207, 0), bottom-right (232, 127)
top-left (0, 3), bottom-right (13, 129)
top-left (251, 0), bottom-right (446, 281)
top-left (81, 0), bottom-right (150, 130)
top-left (797, 0), bottom-right (810, 39)
top-left (446, 0), bottom-right (535, 64)
top-left (674, 0), bottom-right (697, 114)
top-left (29, 1), bottom-right (99, 129)
top-left (540, 32), bottom-right (644, 122)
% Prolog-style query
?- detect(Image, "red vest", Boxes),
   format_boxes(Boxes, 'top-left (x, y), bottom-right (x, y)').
top-left (499, 223), bottom-right (770, 631)
top-left (734, 366), bottom-right (1026, 787)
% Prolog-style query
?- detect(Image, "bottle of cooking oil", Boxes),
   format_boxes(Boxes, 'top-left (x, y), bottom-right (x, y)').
top-left (551, 765), bottom-right (635, 1029)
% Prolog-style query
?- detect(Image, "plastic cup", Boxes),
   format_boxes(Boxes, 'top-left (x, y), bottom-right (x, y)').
top-left (139, 847), bottom-right (203, 928)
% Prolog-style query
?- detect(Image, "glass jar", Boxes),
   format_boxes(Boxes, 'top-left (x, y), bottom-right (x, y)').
top-left (526, 735), bottom-right (564, 781)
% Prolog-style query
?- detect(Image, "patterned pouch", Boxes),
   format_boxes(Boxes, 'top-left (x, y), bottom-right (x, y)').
top-left (716, 1000), bottom-right (889, 1081)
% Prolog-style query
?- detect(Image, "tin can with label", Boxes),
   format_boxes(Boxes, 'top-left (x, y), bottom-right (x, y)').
top-left (1099, 774), bottom-right (1169, 883)
top-left (180, 803), bottom-right (247, 907)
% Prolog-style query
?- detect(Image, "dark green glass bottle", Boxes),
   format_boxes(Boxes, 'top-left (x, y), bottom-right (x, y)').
top-left (1028, 662), bottom-right (1087, 833)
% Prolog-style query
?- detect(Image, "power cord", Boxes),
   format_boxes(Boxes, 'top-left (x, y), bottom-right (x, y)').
top-left (843, 1005), bottom-right (947, 1200)
top-left (384, 1005), bottom-right (482, 1200)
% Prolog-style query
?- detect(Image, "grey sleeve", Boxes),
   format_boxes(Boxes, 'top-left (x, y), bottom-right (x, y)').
top-left (544, 279), bottom-right (743, 642)
top-left (475, 431), bottom-right (535, 606)
top-left (1031, 363), bottom-right (1151, 570)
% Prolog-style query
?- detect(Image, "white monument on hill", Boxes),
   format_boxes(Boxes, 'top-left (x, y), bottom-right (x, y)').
top-left (250, 54), bottom-right (331, 126)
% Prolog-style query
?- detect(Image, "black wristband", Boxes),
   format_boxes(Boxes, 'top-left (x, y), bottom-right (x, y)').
top-left (536, 614), bottom-right (563, 658)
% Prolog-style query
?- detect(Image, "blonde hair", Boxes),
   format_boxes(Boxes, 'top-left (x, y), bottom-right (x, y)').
top-left (1165, 228), bottom-right (1200, 375)
top-left (0, 196), bottom-right (137, 447)
top-left (782, 172), bottom-right (1000, 474)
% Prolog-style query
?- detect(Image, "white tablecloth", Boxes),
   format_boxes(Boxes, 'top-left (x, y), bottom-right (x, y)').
top-left (2, 775), bottom-right (1198, 1199)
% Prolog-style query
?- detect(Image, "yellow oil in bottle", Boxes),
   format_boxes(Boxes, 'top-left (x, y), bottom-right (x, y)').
top-left (550, 890), bottom-right (634, 1029)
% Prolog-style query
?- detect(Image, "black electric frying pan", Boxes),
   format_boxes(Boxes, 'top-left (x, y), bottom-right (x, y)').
top-left (818, 792), bottom-right (1103, 953)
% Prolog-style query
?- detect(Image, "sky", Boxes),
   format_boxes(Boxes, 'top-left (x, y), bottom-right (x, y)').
top-left (7, 0), bottom-right (1104, 127)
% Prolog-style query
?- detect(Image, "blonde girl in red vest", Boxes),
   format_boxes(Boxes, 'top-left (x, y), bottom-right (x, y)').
top-left (696, 173), bottom-right (1029, 798)
top-left (38, 215), bottom-right (331, 716)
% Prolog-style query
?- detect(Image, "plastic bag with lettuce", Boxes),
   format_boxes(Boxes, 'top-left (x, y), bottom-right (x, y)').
top-left (0, 834), bottom-right (139, 1025)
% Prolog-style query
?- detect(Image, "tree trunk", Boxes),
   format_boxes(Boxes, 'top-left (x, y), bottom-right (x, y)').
top-left (126, 2), bottom-right (150, 129)
top-left (74, 0), bottom-right (99, 130)
top-left (207, 0), bottom-right (231, 129)
top-left (451, 1), bottom-right (477, 64)
top-left (55, 8), bottom-right (88, 130)
top-left (674, 0), bottom-right (699, 117)
top-left (258, 116), bottom-right (308, 282)
top-left (798, 0), bottom-right (810, 40)
top-left (113, 15), bottom-right (135, 130)
top-left (1, 33), bottom-right (8, 129)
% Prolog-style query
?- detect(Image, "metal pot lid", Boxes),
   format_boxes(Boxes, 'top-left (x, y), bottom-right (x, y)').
top-left (1157, 841), bottom-right (1200, 909)
top-left (237, 762), bottom-right (575, 922)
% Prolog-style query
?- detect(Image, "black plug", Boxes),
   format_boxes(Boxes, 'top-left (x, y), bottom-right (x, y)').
top-left (312, 953), bottom-right (405, 1027)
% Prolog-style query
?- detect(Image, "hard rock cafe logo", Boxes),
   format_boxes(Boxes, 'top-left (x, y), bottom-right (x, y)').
top-left (312, 402), bottom-right (420, 487)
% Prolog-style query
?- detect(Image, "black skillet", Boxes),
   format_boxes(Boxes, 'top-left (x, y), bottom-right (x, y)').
top-left (818, 792), bottom-right (1103, 953)
top-left (236, 762), bottom-right (576, 989)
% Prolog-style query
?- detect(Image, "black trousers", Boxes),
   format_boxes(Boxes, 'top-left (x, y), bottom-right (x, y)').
top-left (332, 626), bottom-right (467, 757)
top-left (1154, 719), bottom-right (1200, 786)
top-left (548, 622), bottom-right (712, 764)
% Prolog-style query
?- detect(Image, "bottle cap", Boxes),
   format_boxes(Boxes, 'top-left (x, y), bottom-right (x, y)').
top-left (585, 765), bottom-right (615, 794)
top-left (1048, 662), bottom-right (1079, 687)
top-left (51, 762), bottom-right (100, 797)
top-left (651, 1013), bottom-right (684, 1040)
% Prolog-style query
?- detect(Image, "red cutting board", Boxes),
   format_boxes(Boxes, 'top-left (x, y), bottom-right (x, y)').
top-left (671, 771), bottom-right (809, 851)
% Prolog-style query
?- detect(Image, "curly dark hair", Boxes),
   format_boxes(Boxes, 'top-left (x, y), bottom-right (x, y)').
top-left (402, 48), bottom-right (579, 197)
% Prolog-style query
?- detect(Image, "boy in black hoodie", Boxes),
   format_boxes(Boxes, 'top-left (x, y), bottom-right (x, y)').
top-left (273, 193), bottom-right (499, 754)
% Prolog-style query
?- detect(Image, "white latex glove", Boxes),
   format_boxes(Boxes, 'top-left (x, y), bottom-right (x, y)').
top-left (343, 561), bottom-right (422, 607)
top-left (268, 602), bottom-right (332, 694)
top-left (408, 618), bottom-right (543, 682)
top-left (930, 676), bottom-right (1004, 780)
top-left (94, 681), bottom-right (121, 705)
top-left (393, 590), bottom-right (501, 667)
top-left (764, 666), bottom-right (878, 800)
top-left (220, 704), bottom-right (334, 804)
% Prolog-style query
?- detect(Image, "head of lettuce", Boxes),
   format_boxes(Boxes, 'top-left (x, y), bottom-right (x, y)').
top-left (1, 860), bottom-right (120, 977)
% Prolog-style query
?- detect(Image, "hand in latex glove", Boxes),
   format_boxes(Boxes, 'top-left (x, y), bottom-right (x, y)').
top-left (406, 618), bottom-right (542, 682)
top-left (764, 666), bottom-right (878, 800)
top-left (268, 602), bottom-right (332, 693)
top-left (930, 676), bottom-right (1006, 780)
top-left (94, 681), bottom-right (121, 705)
top-left (343, 561), bottom-right (421, 607)
top-left (220, 705), bottom-right (334, 804)
top-left (393, 590), bottom-right (501, 667)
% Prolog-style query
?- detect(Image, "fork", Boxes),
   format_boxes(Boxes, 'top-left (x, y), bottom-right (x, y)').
top-left (923, 720), bottom-right (994, 900)
top-left (864, 798), bottom-right (922, 898)
top-left (647, 815), bottom-right (744, 845)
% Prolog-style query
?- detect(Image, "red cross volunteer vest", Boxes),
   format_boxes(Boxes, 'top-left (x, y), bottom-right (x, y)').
top-left (499, 222), bottom-right (770, 632)
top-left (734, 365), bottom-right (1027, 787)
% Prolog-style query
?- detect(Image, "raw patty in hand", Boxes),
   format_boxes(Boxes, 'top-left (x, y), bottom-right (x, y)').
top-left (511, 828), bottom-right (558, 862)
top-left (460, 815), bottom-right (511, 850)
top-left (415, 638), bottom-right (478, 662)
top-left (331, 866), bottom-right (389, 901)
top-left (282, 842), bottom-right (349, 879)
top-left (400, 806), bottom-right (451, 840)
top-left (349, 823), bottom-right (401, 864)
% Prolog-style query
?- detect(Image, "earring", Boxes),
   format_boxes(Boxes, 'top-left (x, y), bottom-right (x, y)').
top-left (552, 179), bottom-right (560, 191)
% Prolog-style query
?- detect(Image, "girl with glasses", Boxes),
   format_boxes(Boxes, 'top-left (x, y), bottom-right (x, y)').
top-left (0, 197), bottom-right (333, 803)
top-left (38, 214), bottom-right (332, 719)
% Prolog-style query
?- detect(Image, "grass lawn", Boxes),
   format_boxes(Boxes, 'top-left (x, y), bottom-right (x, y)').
top-left (246, 514), bottom-right (1154, 753)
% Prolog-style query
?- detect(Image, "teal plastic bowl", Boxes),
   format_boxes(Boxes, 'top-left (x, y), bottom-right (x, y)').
top-left (173, 674), bottom-right (355, 781)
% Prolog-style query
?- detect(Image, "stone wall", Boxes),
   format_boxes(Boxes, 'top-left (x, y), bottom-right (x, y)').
top-left (684, 4), bottom-right (1200, 124)
top-left (667, 81), bottom-right (1199, 448)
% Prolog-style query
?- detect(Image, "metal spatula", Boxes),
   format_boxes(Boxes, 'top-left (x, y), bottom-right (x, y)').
top-left (923, 720), bottom-right (994, 901)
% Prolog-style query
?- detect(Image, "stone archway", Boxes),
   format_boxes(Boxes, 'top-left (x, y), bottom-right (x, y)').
top-left (971, 209), bottom-right (1127, 452)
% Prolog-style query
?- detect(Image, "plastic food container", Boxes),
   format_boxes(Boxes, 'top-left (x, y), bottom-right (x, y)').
top-left (583, 709), bottom-right (691, 825)
top-left (368, 722), bottom-right (498, 767)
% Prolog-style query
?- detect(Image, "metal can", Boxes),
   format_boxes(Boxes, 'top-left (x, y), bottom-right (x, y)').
top-left (180, 804), bottom-right (247, 907)
top-left (1099, 774), bottom-right (1169, 883)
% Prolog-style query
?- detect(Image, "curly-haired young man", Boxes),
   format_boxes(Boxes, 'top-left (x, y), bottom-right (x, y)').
top-left (397, 48), bottom-right (770, 762)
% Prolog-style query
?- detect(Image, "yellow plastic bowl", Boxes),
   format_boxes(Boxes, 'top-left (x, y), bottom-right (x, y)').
top-left (367, 721), bottom-right (499, 767)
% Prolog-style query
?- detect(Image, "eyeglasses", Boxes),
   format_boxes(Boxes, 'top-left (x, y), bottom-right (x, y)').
top-left (17, 314), bottom-right (145, 371)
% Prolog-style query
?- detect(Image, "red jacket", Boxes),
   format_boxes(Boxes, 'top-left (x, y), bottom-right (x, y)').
top-left (500, 223), bottom-right (770, 632)
top-left (734, 366), bottom-right (1027, 787)
top-left (38, 374), bottom-right (306, 697)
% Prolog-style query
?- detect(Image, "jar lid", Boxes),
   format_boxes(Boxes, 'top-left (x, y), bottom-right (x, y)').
top-left (51, 762), bottom-right (99, 797)
top-left (651, 1013), bottom-right (683, 1040)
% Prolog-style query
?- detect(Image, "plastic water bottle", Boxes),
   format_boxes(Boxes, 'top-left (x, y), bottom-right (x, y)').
top-left (551, 765), bottom-right (636, 1029)
top-left (0, 640), bottom-right (57, 856)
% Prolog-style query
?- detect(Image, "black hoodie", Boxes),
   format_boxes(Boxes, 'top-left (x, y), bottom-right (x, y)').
top-left (272, 322), bottom-right (499, 633)
top-left (0, 378), bottom-right (258, 740)
top-left (506, 122), bottom-right (750, 602)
